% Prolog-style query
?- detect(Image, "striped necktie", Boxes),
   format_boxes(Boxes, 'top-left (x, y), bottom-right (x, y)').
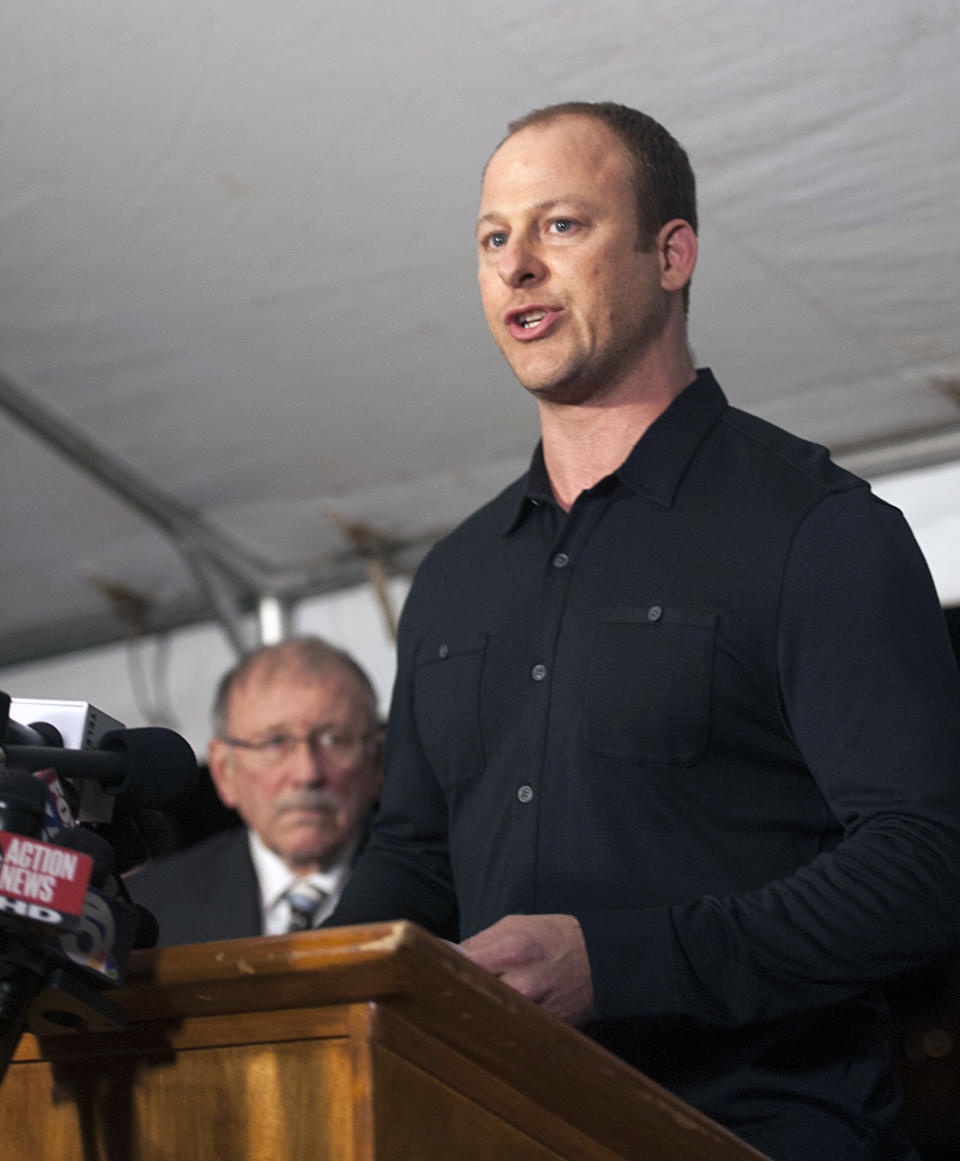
top-left (284, 881), bottom-right (327, 933)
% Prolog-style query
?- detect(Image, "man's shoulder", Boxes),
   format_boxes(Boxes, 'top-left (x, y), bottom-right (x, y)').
top-left (716, 402), bottom-right (866, 498)
top-left (129, 825), bottom-right (250, 893)
top-left (395, 471), bottom-right (529, 641)
top-left (419, 472), bottom-right (528, 567)
top-left (126, 825), bottom-right (261, 946)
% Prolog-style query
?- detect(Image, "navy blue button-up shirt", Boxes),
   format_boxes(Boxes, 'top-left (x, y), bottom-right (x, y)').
top-left (332, 370), bottom-right (960, 1157)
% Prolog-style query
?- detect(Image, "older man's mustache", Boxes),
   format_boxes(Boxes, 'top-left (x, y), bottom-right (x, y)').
top-left (273, 789), bottom-right (342, 819)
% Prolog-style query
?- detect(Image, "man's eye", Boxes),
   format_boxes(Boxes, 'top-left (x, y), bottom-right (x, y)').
top-left (319, 731), bottom-right (351, 749)
top-left (549, 218), bottom-right (576, 234)
top-left (264, 735), bottom-right (291, 751)
top-left (485, 231), bottom-right (508, 249)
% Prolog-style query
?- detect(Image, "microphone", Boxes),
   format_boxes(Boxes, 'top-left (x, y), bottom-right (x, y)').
top-left (0, 697), bottom-right (176, 1075)
top-left (1, 718), bottom-right (64, 748)
top-left (1, 727), bottom-right (198, 811)
top-left (0, 771), bottom-right (94, 929)
top-left (0, 768), bottom-right (48, 838)
top-left (0, 768), bottom-right (98, 1080)
top-left (54, 825), bottom-right (115, 887)
top-left (87, 809), bottom-right (175, 875)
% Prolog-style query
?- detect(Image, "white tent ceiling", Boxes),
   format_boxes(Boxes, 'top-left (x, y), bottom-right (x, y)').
top-left (2, 0), bottom-right (959, 668)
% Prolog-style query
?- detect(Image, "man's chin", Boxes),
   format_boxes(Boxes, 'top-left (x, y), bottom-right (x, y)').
top-left (278, 806), bottom-right (338, 831)
top-left (523, 374), bottom-right (606, 408)
top-left (275, 822), bottom-right (341, 867)
top-left (505, 352), bottom-right (599, 406)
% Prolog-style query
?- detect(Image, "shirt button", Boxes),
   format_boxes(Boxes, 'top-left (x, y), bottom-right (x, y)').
top-left (517, 784), bottom-right (534, 804)
top-left (647, 605), bottom-right (663, 622)
top-left (552, 552), bottom-right (569, 568)
top-left (438, 643), bottom-right (450, 658)
top-left (531, 663), bottom-right (547, 681)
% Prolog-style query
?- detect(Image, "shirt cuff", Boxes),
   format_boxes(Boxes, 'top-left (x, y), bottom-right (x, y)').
top-left (576, 906), bottom-right (680, 1025)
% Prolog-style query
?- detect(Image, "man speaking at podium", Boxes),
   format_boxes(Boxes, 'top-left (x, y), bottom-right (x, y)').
top-left (327, 102), bottom-right (960, 1158)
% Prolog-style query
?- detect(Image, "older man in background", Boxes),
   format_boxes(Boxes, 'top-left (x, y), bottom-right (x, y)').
top-left (130, 635), bottom-right (382, 945)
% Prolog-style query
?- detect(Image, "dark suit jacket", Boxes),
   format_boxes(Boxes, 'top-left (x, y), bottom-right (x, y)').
top-left (127, 817), bottom-right (374, 947)
top-left (126, 826), bottom-right (261, 947)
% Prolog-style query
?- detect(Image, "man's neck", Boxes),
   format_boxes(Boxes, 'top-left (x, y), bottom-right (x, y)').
top-left (285, 841), bottom-right (348, 878)
top-left (538, 350), bottom-right (696, 511)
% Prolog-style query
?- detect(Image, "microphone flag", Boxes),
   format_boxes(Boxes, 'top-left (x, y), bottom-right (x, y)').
top-left (0, 767), bottom-right (93, 929)
top-left (0, 831), bottom-right (93, 928)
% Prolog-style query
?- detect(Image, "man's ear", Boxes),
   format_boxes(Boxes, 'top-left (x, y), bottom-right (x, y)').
top-left (656, 218), bottom-right (697, 294)
top-left (207, 738), bottom-right (239, 809)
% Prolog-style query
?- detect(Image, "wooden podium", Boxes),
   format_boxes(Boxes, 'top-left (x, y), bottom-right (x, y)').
top-left (1, 921), bottom-right (768, 1160)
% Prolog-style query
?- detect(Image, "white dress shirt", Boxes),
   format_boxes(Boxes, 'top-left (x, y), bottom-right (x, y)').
top-left (248, 829), bottom-right (358, 936)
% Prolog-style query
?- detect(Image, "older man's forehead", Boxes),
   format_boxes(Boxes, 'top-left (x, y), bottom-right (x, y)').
top-left (227, 661), bottom-right (365, 723)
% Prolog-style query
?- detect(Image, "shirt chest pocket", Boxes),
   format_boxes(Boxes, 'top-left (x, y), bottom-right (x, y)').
top-left (584, 606), bottom-right (716, 766)
top-left (413, 634), bottom-right (486, 783)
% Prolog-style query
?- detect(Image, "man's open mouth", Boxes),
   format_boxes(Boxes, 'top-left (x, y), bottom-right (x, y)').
top-left (517, 309), bottom-right (547, 328)
top-left (505, 306), bottom-right (561, 338)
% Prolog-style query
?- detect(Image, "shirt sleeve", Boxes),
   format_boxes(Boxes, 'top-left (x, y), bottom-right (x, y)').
top-left (324, 599), bottom-right (460, 942)
top-left (579, 489), bottom-right (960, 1028)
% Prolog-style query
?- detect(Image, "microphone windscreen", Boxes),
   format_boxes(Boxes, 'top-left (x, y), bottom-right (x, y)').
top-left (54, 825), bottom-right (117, 886)
top-left (98, 728), bottom-right (198, 810)
top-left (129, 808), bottom-right (176, 860)
top-left (0, 767), bottom-right (48, 836)
top-left (87, 816), bottom-right (151, 875)
top-left (88, 809), bottom-right (175, 874)
top-left (25, 720), bottom-right (65, 748)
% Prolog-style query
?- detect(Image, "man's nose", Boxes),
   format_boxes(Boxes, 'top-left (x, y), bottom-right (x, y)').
top-left (287, 738), bottom-right (326, 783)
top-left (498, 236), bottom-right (547, 288)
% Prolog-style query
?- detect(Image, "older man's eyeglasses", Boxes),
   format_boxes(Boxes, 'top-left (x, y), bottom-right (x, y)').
top-left (221, 727), bottom-right (381, 771)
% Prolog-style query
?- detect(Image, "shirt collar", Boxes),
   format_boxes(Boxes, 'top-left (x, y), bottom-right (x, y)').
top-left (248, 828), bottom-right (358, 913)
top-left (504, 368), bottom-right (727, 534)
